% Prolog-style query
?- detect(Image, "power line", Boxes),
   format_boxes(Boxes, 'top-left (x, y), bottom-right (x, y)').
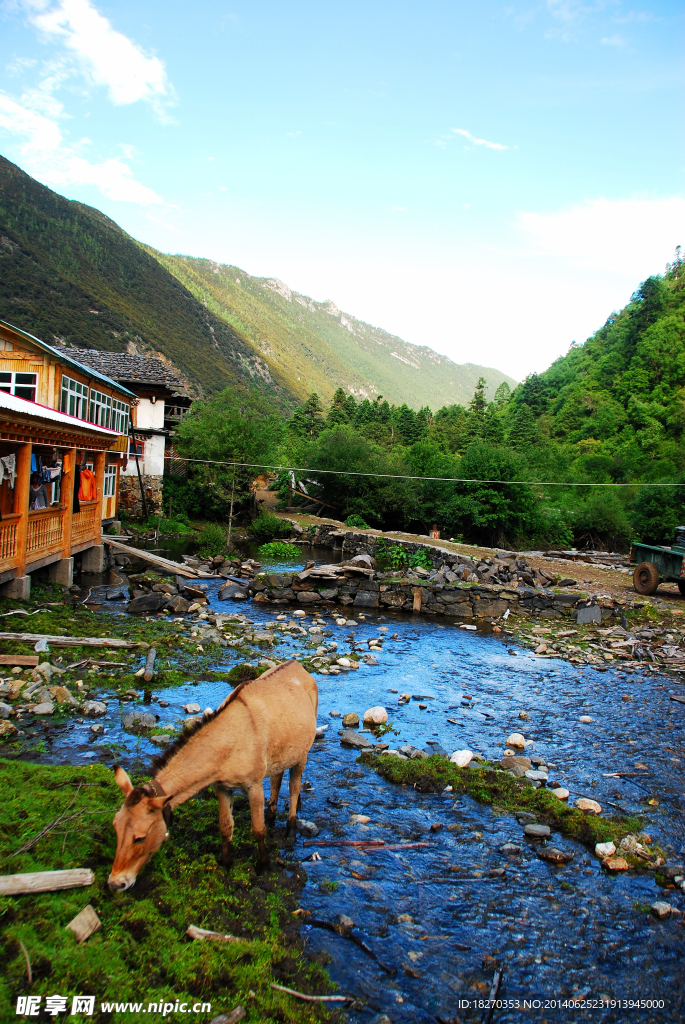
top-left (163, 453), bottom-right (685, 487)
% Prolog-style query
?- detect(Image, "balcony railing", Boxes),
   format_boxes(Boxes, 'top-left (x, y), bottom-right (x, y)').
top-left (26, 507), bottom-right (64, 559)
top-left (72, 501), bottom-right (99, 548)
top-left (0, 513), bottom-right (20, 573)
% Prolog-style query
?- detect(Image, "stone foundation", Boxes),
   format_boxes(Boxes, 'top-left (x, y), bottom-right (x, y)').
top-left (118, 474), bottom-right (163, 519)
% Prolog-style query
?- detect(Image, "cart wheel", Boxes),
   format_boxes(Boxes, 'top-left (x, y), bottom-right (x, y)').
top-left (633, 561), bottom-right (660, 595)
top-left (678, 580), bottom-right (685, 597)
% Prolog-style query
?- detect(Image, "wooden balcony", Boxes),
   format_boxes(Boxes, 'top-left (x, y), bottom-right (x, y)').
top-left (71, 502), bottom-right (99, 553)
top-left (0, 513), bottom-right (20, 574)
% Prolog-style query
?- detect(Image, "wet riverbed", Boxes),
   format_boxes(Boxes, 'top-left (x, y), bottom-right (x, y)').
top-left (17, 549), bottom-right (685, 1023)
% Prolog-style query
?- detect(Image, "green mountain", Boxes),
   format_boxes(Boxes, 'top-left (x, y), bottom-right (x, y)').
top-left (0, 153), bottom-right (516, 408)
top-left (145, 250), bottom-right (517, 408)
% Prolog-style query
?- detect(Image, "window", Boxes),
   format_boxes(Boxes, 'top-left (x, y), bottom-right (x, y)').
top-left (111, 398), bottom-right (129, 434)
top-left (60, 375), bottom-right (89, 418)
top-left (0, 371), bottom-right (37, 401)
top-left (103, 463), bottom-right (117, 497)
top-left (129, 438), bottom-right (144, 458)
top-left (89, 389), bottom-right (112, 428)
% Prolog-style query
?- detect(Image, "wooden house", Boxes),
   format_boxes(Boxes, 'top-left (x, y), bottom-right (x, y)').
top-left (0, 321), bottom-right (133, 599)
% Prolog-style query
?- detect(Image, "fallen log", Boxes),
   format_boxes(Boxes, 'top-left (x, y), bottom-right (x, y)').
top-left (0, 633), bottom-right (146, 649)
top-left (186, 924), bottom-right (245, 943)
top-left (143, 648), bottom-right (157, 682)
top-left (0, 655), bottom-right (38, 667)
top-left (0, 868), bottom-right (94, 896)
top-left (104, 539), bottom-right (212, 578)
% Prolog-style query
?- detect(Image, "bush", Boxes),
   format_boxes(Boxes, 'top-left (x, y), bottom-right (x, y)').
top-left (251, 512), bottom-right (292, 541)
top-left (258, 541), bottom-right (301, 559)
top-left (408, 548), bottom-right (432, 569)
top-left (345, 514), bottom-right (371, 529)
top-left (196, 522), bottom-right (227, 557)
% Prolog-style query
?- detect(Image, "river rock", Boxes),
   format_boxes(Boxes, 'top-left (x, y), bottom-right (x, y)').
top-left (500, 755), bottom-right (531, 771)
top-left (150, 734), bottom-right (170, 746)
top-left (342, 712), bottom-right (359, 727)
top-left (595, 841), bottom-right (616, 858)
top-left (501, 843), bottom-right (522, 854)
top-left (575, 797), bottom-right (602, 814)
top-left (123, 711), bottom-right (157, 731)
top-left (218, 584), bottom-right (249, 601)
top-left (506, 732), bottom-right (526, 748)
top-left (524, 824), bottom-right (551, 838)
top-left (538, 847), bottom-right (574, 864)
top-left (49, 686), bottom-right (78, 706)
top-left (106, 588), bottom-right (127, 600)
top-left (167, 595), bottom-right (190, 614)
top-left (525, 769), bottom-right (548, 782)
top-left (0, 702), bottom-right (12, 719)
top-left (90, 723), bottom-right (104, 735)
top-left (296, 818), bottom-right (319, 836)
top-left (551, 787), bottom-right (570, 800)
top-left (603, 855), bottom-right (629, 870)
top-left (651, 901), bottom-right (674, 919)
top-left (183, 703), bottom-right (201, 714)
top-left (82, 700), bottom-right (107, 717)
top-left (363, 706), bottom-right (388, 725)
top-left (578, 715), bottom-right (594, 723)
top-left (450, 750), bottom-right (473, 767)
top-left (128, 593), bottom-right (168, 614)
top-left (0, 721), bottom-right (18, 739)
top-left (340, 729), bottom-right (372, 749)
top-left (350, 813), bottom-right (371, 824)
top-left (577, 604), bottom-right (602, 625)
top-left (363, 654), bottom-right (379, 665)
top-left (33, 702), bottom-right (55, 715)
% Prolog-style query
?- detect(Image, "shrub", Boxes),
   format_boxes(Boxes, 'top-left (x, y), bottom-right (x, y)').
top-left (196, 522), bottom-right (227, 557)
top-left (345, 514), bottom-right (371, 529)
top-left (408, 548), bottom-right (432, 569)
top-left (251, 512), bottom-right (292, 541)
top-left (258, 541), bottom-right (301, 560)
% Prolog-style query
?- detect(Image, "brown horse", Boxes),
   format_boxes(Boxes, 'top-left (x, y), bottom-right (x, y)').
top-left (107, 661), bottom-right (318, 891)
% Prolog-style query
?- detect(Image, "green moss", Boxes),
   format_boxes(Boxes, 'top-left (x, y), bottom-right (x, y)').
top-left (0, 760), bottom-right (335, 1023)
top-left (363, 753), bottom-right (656, 853)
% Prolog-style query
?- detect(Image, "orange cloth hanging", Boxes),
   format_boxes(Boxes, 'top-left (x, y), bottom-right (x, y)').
top-left (78, 468), bottom-right (96, 501)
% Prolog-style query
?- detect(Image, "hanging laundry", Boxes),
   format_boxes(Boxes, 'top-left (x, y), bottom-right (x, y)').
top-left (31, 454), bottom-right (37, 472)
top-left (78, 467), bottom-right (96, 501)
top-left (0, 454), bottom-right (16, 487)
top-left (73, 464), bottom-right (81, 513)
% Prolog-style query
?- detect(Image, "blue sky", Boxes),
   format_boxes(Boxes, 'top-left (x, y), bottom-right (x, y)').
top-left (0, 0), bottom-right (682, 382)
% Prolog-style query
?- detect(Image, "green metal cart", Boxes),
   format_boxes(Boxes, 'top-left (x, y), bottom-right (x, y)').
top-left (629, 528), bottom-right (685, 595)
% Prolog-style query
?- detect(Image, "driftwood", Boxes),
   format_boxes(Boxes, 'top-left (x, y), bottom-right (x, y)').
top-left (186, 924), bottom-right (245, 943)
top-left (66, 904), bottom-right (101, 943)
top-left (0, 633), bottom-right (146, 649)
top-left (104, 539), bottom-right (213, 578)
top-left (270, 984), bottom-right (349, 1003)
top-left (0, 868), bottom-right (94, 896)
top-left (143, 648), bottom-right (157, 682)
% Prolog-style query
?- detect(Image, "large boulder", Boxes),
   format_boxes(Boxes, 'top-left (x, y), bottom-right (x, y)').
top-left (82, 700), bottom-right (107, 717)
top-left (218, 584), bottom-right (249, 601)
top-left (363, 706), bottom-right (388, 726)
top-left (353, 591), bottom-right (379, 609)
top-left (127, 593), bottom-right (168, 615)
top-left (347, 554), bottom-right (376, 569)
top-left (340, 730), bottom-right (373, 749)
top-left (123, 710), bottom-right (158, 731)
top-left (166, 595), bottom-right (190, 614)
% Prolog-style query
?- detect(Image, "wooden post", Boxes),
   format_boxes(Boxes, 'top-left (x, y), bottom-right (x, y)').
top-left (412, 587), bottom-right (422, 614)
top-left (13, 442), bottom-right (32, 576)
top-left (61, 447), bottom-right (77, 559)
top-left (92, 450), bottom-right (106, 544)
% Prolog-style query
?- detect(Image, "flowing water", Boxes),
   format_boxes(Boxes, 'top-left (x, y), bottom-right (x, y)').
top-left (22, 549), bottom-right (685, 1022)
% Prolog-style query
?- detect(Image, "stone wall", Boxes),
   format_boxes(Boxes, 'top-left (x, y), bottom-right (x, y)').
top-left (117, 474), bottom-right (163, 518)
top-left (244, 522), bottom-right (633, 622)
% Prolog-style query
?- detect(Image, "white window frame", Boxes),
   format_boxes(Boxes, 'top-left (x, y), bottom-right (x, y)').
top-left (111, 398), bottom-right (129, 435)
top-left (60, 375), bottom-right (89, 419)
top-left (89, 388), bottom-right (112, 428)
top-left (103, 463), bottom-right (117, 498)
top-left (0, 370), bottom-right (37, 401)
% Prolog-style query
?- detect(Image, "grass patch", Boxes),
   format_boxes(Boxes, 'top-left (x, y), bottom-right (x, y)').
top-left (362, 753), bottom-right (657, 854)
top-left (258, 542), bottom-right (301, 560)
top-left (0, 760), bottom-right (335, 1023)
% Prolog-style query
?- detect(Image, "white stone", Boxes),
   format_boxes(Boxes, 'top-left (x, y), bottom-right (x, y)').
top-left (575, 797), bottom-right (602, 814)
top-left (363, 706), bottom-right (388, 725)
top-left (350, 814), bottom-right (371, 824)
top-left (506, 732), bottom-right (526, 748)
top-left (651, 901), bottom-right (673, 919)
top-left (335, 618), bottom-right (347, 625)
top-left (184, 702), bottom-right (201, 714)
top-left (33, 702), bottom-right (54, 715)
top-left (337, 658), bottom-right (352, 668)
top-left (294, 610), bottom-right (306, 617)
top-left (552, 787), bottom-right (570, 800)
top-left (579, 715), bottom-right (594, 723)
top-left (450, 750), bottom-right (473, 768)
top-left (595, 841), bottom-right (616, 858)
top-left (82, 701), bottom-right (107, 717)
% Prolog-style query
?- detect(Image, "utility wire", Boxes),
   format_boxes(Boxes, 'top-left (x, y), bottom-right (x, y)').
top-left (163, 453), bottom-right (685, 487)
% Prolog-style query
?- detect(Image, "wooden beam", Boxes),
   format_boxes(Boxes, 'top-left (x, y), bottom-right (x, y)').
top-left (103, 539), bottom-right (210, 577)
top-left (0, 632), bottom-right (146, 648)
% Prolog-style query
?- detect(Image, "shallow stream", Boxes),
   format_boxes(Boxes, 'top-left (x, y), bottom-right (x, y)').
top-left (21, 549), bottom-right (685, 1022)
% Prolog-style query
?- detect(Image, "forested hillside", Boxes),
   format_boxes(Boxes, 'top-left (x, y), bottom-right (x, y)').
top-left (171, 257), bottom-right (685, 550)
top-left (148, 250), bottom-right (516, 408)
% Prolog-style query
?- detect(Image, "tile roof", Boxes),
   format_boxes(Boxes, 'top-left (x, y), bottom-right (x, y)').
top-left (61, 348), bottom-right (187, 392)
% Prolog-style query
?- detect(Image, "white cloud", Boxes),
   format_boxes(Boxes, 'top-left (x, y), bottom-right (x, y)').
top-left (440, 127), bottom-right (508, 151)
top-left (0, 90), bottom-right (165, 204)
top-left (516, 196), bottom-right (685, 279)
top-left (23, 0), bottom-right (173, 114)
top-left (600, 33), bottom-right (627, 46)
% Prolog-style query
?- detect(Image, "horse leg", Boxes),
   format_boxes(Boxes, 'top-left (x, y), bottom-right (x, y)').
top-left (286, 760), bottom-right (305, 841)
top-left (265, 772), bottom-right (284, 827)
top-left (246, 782), bottom-right (269, 871)
top-left (216, 784), bottom-right (235, 867)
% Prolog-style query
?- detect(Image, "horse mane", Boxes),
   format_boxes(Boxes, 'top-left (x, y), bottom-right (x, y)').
top-left (151, 661), bottom-right (295, 774)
